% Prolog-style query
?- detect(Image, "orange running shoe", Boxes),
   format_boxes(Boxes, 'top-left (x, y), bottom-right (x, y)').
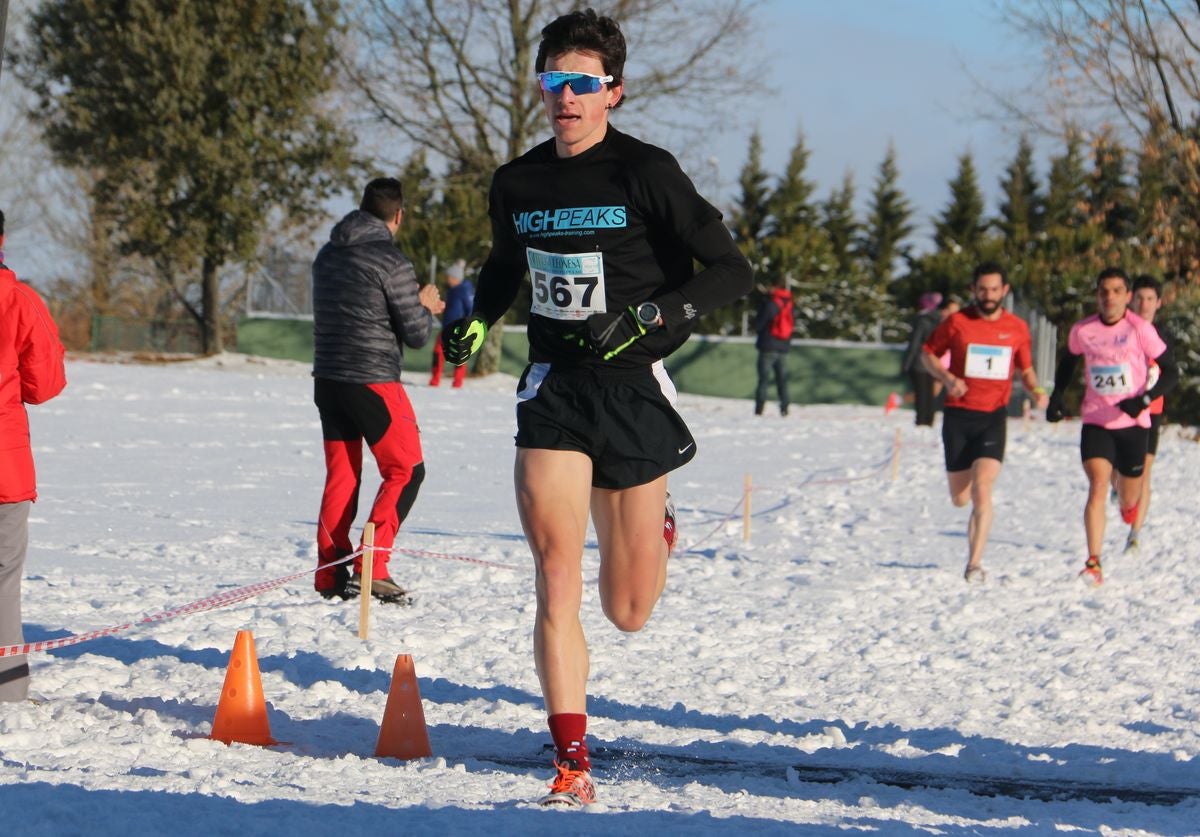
top-left (537, 759), bottom-right (596, 807)
top-left (1078, 556), bottom-right (1103, 586)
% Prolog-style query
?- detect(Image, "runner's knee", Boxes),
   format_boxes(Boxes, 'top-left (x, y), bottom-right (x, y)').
top-left (601, 597), bottom-right (653, 633)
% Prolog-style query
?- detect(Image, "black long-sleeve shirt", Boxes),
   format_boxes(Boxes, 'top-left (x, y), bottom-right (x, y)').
top-left (473, 127), bottom-right (752, 368)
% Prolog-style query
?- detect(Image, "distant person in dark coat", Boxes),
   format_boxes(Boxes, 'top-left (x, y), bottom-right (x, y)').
top-left (902, 292), bottom-right (959, 426)
top-left (430, 259), bottom-right (475, 388)
top-left (310, 177), bottom-right (444, 604)
top-left (754, 275), bottom-right (793, 416)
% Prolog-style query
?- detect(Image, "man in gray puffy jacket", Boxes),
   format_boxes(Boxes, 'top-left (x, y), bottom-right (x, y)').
top-left (311, 177), bottom-right (444, 603)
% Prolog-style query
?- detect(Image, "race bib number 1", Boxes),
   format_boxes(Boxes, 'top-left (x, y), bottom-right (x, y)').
top-left (1089, 363), bottom-right (1134, 397)
top-left (964, 344), bottom-right (1012, 380)
top-left (526, 247), bottom-right (607, 321)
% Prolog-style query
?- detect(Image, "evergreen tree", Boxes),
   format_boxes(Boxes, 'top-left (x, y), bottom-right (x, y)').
top-left (766, 130), bottom-right (817, 239)
top-left (1090, 128), bottom-right (1137, 242)
top-left (862, 143), bottom-right (914, 287)
top-left (762, 129), bottom-right (831, 287)
top-left (18, 0), bottom-right (354, 354)
top-left (1044, 131), bottom-right (1089, 229)
top-left (933, 151), bottom-right (987, 256)
top-left (822, 172), bottom-right (859, 277)
top-left (997, 136), bottom-right (1043, 255)
top-left (1026, 130), bottom-right (1108, 327)
top-left (730, 130), bottom-right (771, 257)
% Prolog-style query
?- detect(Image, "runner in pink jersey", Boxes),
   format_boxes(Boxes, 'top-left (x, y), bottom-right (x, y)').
top-left (1046, 268), bottom-right (1177, 585)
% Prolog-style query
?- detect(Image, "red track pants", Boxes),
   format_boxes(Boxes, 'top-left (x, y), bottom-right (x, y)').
top-left (314, 378), bottom-right (425, 591)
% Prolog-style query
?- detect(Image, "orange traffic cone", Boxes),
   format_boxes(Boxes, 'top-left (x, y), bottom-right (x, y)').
top-left (884, 391), bottom-right (901, 415)
top-left (374, 654), bottom-right (432, 760)
top-left (210, 630), bottom-right (278, 746)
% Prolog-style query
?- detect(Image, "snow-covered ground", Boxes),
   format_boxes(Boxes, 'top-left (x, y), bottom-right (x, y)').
top-left (2, 353), bottom-right (1199, 835)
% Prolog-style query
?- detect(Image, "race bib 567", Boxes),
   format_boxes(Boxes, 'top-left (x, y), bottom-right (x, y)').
top-left (526, 247), bottom-right (607, 321)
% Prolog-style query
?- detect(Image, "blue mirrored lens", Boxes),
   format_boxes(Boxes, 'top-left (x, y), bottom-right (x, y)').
top-left (538, 72), bottom-right (604, 95)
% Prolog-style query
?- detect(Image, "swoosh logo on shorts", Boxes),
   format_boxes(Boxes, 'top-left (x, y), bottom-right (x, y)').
top-left (678, 443), bottom-right (694, 455)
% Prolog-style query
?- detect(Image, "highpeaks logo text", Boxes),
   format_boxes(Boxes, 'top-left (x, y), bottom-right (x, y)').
top-left (513, 206), bottom-right (627, 235)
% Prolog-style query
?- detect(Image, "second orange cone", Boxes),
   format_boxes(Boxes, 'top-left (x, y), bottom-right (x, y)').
top-left (210, 629), bottom-right (278, 746)
top-left (375, 654), bottom-right (432, 760)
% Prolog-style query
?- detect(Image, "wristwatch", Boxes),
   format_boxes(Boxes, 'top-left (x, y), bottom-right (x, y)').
top-left (635, 301), bottom-right (661, 330)
top-left (1140, 393), bottom-right (1153, 408)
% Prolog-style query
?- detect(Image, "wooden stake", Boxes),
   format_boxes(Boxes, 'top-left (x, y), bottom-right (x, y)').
top-left (358, 522), bottom-right (375, 641)
top-left (743, 473), bottom-right (752, 543)
top-left (890, 428), bottom-right (902, 482)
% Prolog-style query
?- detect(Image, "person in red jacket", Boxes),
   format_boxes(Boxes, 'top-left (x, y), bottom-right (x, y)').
top-left (0, 208), bottom-right (67, 702)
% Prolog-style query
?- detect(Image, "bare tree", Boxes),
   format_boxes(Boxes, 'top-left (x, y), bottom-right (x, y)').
top-left (1003, 0), bottom-right (1200, 138)
top-left (343, 0), bottom-right (762, 372)
top-left (348, 0), bottom-right (759, 167)
top-left (1000, 0), bottom-right (1200, 279)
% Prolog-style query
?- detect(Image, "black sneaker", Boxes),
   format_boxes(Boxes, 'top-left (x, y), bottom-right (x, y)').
top-left (318, 584), bottom-right (353, 601)
top-left (318, 562), bottom-right (353, 600)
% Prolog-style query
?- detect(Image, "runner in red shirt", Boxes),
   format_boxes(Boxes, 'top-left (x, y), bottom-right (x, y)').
top-left (921, 262), bottom-right (1048, 582)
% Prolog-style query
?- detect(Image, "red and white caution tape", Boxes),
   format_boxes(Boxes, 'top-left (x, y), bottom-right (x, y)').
top-left (0, 553), bottom-right (356, 658)
top-left (389, 546), bottom-right (522, 571)
top-left (1, 538), bottom-right (527, 658)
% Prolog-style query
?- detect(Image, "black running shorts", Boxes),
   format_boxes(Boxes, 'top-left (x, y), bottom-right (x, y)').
top-left (515, 362), bottom-right (697, 489)
top-left (1148, 413), bottom-right (1163, 457)
top-left (941, 407), bottom-right (1007, 472)
top-left (1081, 423), bottom-right (1149, 477)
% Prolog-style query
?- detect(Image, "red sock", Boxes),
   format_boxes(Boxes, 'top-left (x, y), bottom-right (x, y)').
top-left (548, 713), bottom-right (590, 770)
top-left (1121, 503), bottom-right (1139, 525)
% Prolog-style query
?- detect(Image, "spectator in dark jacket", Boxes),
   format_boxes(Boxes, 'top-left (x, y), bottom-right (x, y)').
top-left (754, 275), bottom-right (793, 416)
top-left (1, 208), bottom-right (67, 701)
top-left (429, 259), bottom-right (475, 388)
top-left (311, 178), bottom-right (444, 603)
top-left (902, 293), bottom-right (959, 426)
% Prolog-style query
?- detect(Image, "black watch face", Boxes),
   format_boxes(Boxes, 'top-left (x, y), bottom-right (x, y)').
top-left (638, 303), bottom-right (658, 324)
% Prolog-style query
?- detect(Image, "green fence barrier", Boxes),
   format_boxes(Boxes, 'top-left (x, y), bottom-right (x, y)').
top-left (237, 317), bottom-right (907, 407)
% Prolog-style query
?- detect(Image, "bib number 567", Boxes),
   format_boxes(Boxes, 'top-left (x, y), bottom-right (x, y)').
top-left (532, 271), bottom-right (598, 309)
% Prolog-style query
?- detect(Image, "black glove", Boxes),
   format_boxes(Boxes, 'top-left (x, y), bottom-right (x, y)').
top-left (441, 317), bottom-right (487, 365)
top-left (1117, 394), bottom-right (1151, 419)
top-left (1045, 397), bottom-right (1065, 423)
top-left (584, 305), bottom-right (658, 360)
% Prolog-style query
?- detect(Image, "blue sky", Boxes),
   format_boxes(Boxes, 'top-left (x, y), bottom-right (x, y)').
top-left (703, 0), bottom-right (1046, 249)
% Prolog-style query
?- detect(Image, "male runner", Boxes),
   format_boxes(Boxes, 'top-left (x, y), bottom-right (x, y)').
top-left (1046, 267), bottom-right (1177, 584)
top-left (1122, 275), bottom-right (1175, 553)
top-left (921, 262), bottom-right (1047, 582)
top-left (440, 9), bottom-right (752, 806)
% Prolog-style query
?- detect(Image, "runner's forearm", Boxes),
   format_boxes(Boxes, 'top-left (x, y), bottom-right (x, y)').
top-left (1052, 350), bottom-right (1080, 397)
top-left (651, 218), bottom-right (753, 330)
top-left (1146, 347), bottom-right (1179, 401)
top-left (471, 257), bottom-right (525, 327)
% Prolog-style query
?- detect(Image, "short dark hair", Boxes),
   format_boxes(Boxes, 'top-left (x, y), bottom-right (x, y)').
top-left (1132, 274), bottom-right (1162, 297)
top-left (360, 178), bottom-right (404, 223)
top-left (1097, 266), bottom-right (1130, 290)
top-left (972, 261), bottom-right (1006, 285)
top-left (536, 8), bottom-right (626, 105)
top-left (937, 294), bottom-right (962, 311)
